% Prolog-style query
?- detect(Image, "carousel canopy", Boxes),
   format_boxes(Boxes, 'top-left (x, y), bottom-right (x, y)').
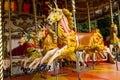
top-left (67, 0), bottom-right (118, 22)
top-left (2, 0), bottom-right (119, 34)
top-left (2, 0), bottom-right (119, 22)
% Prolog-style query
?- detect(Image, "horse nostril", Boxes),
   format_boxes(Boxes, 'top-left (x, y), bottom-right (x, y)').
top-left (47, 18), bottom-right (50, 21)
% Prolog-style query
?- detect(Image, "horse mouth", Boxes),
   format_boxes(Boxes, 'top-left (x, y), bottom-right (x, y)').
top-left (18, 41), bottom-right (23, 45)
top-left (47, 19), bottom-right (53, 25)
top-left (47, 21), bottom-right (52, 26)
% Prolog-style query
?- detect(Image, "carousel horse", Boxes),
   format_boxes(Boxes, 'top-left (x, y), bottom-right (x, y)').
top-left (109, 23), bottom-right (120, 60)
top-left (36, 26), bottom-right (88, 69)
top-left (44, 3), bottom-right (107, 69)
top-left (19, 32), bottom-right (43, 72)
top-left (110, 23), bottom-right (119, 44)
top-left (36, 27), bottom-right (66, 70)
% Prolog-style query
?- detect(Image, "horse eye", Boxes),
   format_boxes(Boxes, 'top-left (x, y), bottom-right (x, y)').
top-left (54, 10), bottom-right (57, 13)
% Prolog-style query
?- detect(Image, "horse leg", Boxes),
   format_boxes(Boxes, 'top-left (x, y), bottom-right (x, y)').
top-left (46, 45), bottom-right (68, 69)
top-left (110, 44), bottom-right (114, 53)
top-left (23, 56), bottom-right (33, 68)
top-left (105, 47), bottom-right (115, 58)
top-left (84, 54), bottom-right (89, 67)
top-left (29, 58), bottom-right (41, 69)
top-left (92, 53), bottom-right (97, 65)
top-left (32, 57), bottom-right (43, 69)
top-left (104, 47), bottom-right (115, 64)
top-left (40, 48), bottom-right (59, 64)
top-left (20, 59), bottom-right (25, 68)
top-left (21, 57), bottom-right (28, 68)
top-left (78, 51), bottom-right (85, 66)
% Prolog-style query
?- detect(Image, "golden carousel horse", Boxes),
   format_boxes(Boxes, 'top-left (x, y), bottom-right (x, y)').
top-left (18, 32), bottom-right (43, 73)
top-left (109, 23), bottom-right (120, 60)
top-left (36, 26), bottom-right (90, 69)
top-left (42, 3), bottom-right (108, 69)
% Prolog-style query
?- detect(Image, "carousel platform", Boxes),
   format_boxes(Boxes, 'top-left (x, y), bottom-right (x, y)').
top-left (3, 61), bottom-right (120, 80)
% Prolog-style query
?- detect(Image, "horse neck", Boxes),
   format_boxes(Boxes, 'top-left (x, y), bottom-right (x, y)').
top-left (27, 39), bottom-right (36, 45)
top-left (43, 31), bottom-right (53, 43)
top-left (26, 39), bottom-right (40, 49)
top-left (59, 15), bottom-right (71, 36)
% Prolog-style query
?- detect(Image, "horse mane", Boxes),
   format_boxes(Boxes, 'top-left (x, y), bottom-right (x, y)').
top-left (62, 8), bottom-right (74, 30)
top-left (27, 33), bottom-right (39, 45)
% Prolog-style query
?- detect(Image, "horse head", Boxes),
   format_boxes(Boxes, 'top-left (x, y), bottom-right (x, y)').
top-left (36, 27), bottom-right (46, 41)
top-left (47, 2), bottom-right (63, 25)
top-left (19, 32), bottom-right (32, 45)
top-left (110, 23), bottom-right (118, 35)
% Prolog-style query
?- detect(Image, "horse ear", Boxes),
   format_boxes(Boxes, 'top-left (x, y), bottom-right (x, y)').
top-left (48, 5), bottom-right (52, 9)
top-left (38, 25), bottom-right (42, 28)
top-left (23, 31), bottom-right (27, 35)
top-left (53, 1), bottom-right (58, 9)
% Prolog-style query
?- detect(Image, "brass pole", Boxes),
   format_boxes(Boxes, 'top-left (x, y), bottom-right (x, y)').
top-left (65, 0), bottom-right (67, 8)
top-left (72, 1), bottom-right (81, 80)
top-left (18, 0), bottom-right (23, 13)
top-left (8, 0), bottom-right (12, 76)
top-left (33, 0), bottom-right (37, 32)
top-left (87, 1), bottom-right (91, 32)
top-left (109, 0), bottom-right (113, 24)
top-left (72, 0), bottom-right (77, 32)
top-left (0, 0), bottom-right (3, 80)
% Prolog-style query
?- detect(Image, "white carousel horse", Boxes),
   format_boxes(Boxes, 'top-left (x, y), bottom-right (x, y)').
top-left (35, 27), bottom-right (85, 70)
top-left (43, 2), bottom-right (107, 69)
top-left (36, 28), bottom-right (84, 67)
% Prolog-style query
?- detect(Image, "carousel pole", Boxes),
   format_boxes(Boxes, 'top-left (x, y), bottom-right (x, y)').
top-left (65, 0), bottom-right (67, 8)
top-left (33, 0), bottom-right (37, 32)
top-left (118, 1), bottom-right (120, 37)
top-left (110, 0), bottom-right (114, 24)
top-left (8, 0), bottom-right (13, 76)
top-left (0, 0), bottom-right (3, 80)
top-left (109, 0), bottom-right (118, 71)
top-left (87, 1), bottom-right (91, 32)
top-left (72, 0), bottom-right (77, 32)
top-left (54, 1), bottom-right (58, 80)
top-left (72, 0), bottom-right (81, 80)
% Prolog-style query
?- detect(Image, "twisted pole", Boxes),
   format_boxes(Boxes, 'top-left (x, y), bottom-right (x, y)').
top-left (72, 0), bottom-right (77, 32)
top-left (33, 0), bottom-right (37, 32)
top-left (87, 1), bottom-right (91, 32)
top-left (0, 0), bottom-right (3, 80)
top-left (109, 0), bottom-right (113, 24)
top-left (72, 0), bottom-right (81, 80)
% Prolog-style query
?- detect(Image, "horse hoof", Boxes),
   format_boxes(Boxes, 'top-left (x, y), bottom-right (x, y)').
top-left (30, 69), bottom-right (35, 73)
top-left (37, 64), bottom-right (45, 71)
top-left (45, 65), bottom-right (51, 71)
top-left (26, 68), bottom-right (30, 71)
top-left (92, 61), bottom-right (98, 65)
top-left (21, 67), bottom-right (24, 70)
top-left (6, 67), bottom-right (11, 73)
top-left (4, 73), bottom-right (9, 78)
top-left (84, 62), bottom-right (89, 67)
top-left (23, 68), bottom-right (28, 74)
top-left (103, 55), bottom-right (106, 59)
top-left (38, 64), bottom-right (43, 68)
